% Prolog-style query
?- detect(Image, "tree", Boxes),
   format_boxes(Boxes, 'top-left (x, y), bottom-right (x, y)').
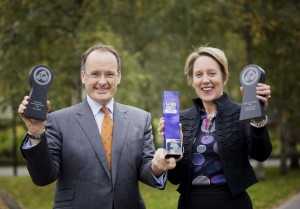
top-left (1, 0), bottom-right (299, 172)
top-left (0, 0), bottom-right (155, 167)
top-left (255, 0), bottom-right (300, 173)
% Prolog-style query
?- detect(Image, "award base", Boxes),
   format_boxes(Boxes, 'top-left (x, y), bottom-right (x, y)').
top-left (23, 90), bottom-right (48, 121)
top-left (165, 155), bottom-right (182, 159)
top-left (165, 138), bottom-right (182, 159)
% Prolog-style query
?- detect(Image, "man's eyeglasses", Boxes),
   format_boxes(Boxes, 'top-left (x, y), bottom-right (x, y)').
top-left (84, 71), bottom-right (119, 80)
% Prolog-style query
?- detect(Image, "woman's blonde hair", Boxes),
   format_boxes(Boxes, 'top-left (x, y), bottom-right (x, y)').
top-left (184, 46), bottom-right (229, 85)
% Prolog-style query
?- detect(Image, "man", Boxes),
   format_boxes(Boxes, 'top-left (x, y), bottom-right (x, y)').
top-left (18, 44), bottom-right (177, 209)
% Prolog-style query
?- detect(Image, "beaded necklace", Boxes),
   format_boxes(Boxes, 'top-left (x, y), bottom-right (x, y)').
top-left (204, 111), bottom-right (217, 135)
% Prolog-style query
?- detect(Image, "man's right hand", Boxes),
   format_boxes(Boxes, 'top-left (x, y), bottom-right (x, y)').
top-left (18, 95), bottom-right (50, 136)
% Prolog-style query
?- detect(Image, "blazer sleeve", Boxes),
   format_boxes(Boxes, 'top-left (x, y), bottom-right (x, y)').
top-left (136, 111), bottom-right (167, 189)
top-left (245, 124), bottom-right (272, 162)
top-left (20, 113), bottom-right (62, 186)
top-left (167, 157), bottom-right (188, 185)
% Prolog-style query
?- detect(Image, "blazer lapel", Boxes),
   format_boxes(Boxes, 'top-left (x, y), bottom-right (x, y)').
top-left (111, 102), bottom-right (129, 183)
top-left (76, 98), bottom-right (112, 179)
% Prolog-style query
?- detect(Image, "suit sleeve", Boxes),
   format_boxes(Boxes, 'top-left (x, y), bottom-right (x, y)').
top-left (20, 113), bottom-right (62, 186)
top-left (138, 112), bottom-right (166, 189)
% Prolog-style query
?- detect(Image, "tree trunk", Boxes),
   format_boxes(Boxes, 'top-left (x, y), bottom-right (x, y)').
top-left (12, 107), bottom-right (18, 176)
top-left (289, 119), bottom-right (299, 169)
top-left (280, 112), bottom-right (288, 174)
top-left (289, 144), bottom-right (299, 169)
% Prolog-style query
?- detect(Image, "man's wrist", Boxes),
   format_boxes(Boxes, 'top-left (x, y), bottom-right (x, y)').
top-left (28, 129), bottom-right (46, 140)
top-left (151, 163), bottom-right (165, 177)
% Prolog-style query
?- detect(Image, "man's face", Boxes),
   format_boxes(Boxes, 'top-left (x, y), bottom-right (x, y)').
top-left (81, 50), bottom-right (121, 105)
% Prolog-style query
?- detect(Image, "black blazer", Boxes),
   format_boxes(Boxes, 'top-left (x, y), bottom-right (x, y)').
top-left (168, 93), bottom-right (272, 198)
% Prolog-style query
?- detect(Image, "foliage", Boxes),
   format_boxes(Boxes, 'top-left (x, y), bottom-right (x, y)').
top-left (0, 126), bottom-right (26, 165)
top-left (0, 0), bottom-right (299, 171)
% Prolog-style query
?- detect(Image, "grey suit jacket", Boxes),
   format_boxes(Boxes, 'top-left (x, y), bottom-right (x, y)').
top-left (21, 98), bottom-right (163, 209)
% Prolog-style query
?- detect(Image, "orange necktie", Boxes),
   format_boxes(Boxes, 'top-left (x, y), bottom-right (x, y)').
top-left (101, 106), bottom-right (113, 169)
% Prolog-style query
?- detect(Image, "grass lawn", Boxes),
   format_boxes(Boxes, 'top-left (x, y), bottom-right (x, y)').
top-left (0, 167), bottom-right (299, 209)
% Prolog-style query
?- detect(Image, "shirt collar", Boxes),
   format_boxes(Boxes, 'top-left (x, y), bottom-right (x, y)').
top-left (87, 95), bottom-right (114, 116)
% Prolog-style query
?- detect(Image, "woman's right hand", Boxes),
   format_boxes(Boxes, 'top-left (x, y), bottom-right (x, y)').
top-left (158, 117), bottom-right (165, 136)
top-left (158, 117), bottom-right (183, 139)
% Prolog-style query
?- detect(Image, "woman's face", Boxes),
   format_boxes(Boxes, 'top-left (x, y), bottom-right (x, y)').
top-left (191, 55), bottom-right (227, 103)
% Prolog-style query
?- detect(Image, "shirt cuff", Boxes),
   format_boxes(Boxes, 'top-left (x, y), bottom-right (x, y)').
top-left (152, 172), bottom-right (167, 189)
top-left (22, 137), bottom-right (37, 149)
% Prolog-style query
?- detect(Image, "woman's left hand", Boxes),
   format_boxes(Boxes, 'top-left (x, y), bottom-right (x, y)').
top-left (256, 83), bottom-right (271, 109)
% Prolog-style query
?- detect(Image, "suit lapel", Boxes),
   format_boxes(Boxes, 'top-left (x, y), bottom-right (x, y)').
top-left (75, 98), bottom-right (112, 179)
top-left (111, 102), bottom-right (129, 183)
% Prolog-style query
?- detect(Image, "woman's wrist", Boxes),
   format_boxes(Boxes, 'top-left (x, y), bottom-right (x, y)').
top-left (250, 115), bottom-right (268, 128)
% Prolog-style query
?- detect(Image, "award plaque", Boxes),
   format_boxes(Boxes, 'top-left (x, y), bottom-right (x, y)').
top-left (162, 91), bottom-right (182, 158)
top-left (23, 65), bottom-right (53, 121)
top-left (239, 64), bottom-right (266, 122)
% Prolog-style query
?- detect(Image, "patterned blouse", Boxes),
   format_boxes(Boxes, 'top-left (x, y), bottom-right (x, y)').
top-left (191, 110), bottom-right (227, 186)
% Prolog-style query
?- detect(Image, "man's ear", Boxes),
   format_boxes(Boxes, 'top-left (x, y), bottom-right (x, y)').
top-left (117, 71), bottom-right (121, 85)
top-left (81, 71), bottom-right (86, 84)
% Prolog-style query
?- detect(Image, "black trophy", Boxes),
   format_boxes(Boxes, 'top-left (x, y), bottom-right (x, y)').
top-left (23, 65), bottom-right (53, 121)
top-left (239, 64), bottom-right (266, 122)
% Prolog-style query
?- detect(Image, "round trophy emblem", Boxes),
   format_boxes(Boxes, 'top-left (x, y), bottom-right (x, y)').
top-left (33, 66), bottom-right (52, 86)
top-left (241, 66), bottom-right (260, 86)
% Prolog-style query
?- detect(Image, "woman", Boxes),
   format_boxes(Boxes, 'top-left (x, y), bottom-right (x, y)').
top-left (158, 46), bottom-right (272, 209)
